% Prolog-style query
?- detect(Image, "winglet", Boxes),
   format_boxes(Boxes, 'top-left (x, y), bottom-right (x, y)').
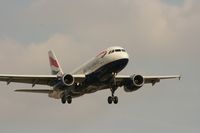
top-left (48, 50), bottom-right (64, 76)
top-left (179, 75), bottom-right (181, 80)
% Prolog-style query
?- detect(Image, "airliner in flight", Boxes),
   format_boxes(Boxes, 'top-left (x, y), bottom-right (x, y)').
top-left (0, 46), bottom-right (180, 104)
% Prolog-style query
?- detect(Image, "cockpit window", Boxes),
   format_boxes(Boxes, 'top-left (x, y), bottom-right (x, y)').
top-left (108, 49), bottom-right (126, 54)
top-left (115, 49), bottom-right (121, 52)
top-left (108, 50), bottom-right (114, 54)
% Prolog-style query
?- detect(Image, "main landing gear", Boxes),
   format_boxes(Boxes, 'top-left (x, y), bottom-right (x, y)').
top-left (61, 90), bottom-right (72, 104)
top-left (107, 73), bottom-right (119, 104)
top-left (61, 95), bottom-right (72, 104)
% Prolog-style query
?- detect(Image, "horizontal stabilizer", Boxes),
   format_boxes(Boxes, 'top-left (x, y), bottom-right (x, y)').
top-left (15, 89), bottom-right (53, 94)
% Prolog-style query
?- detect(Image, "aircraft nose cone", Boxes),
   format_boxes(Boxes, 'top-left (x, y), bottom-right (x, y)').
top-left (123, 52), bottom-right (129, 59)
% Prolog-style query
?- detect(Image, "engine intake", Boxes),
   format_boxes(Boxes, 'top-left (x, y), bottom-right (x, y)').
top-left (132, 75), bottom-right (144, 87)
top-left (62, 74), bottom-right (74, 86)
top-left (124, 74), bottom-right (144, 92)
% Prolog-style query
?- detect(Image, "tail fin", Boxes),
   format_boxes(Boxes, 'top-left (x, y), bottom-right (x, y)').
top-left (48, 50), bottom-right (64, 75)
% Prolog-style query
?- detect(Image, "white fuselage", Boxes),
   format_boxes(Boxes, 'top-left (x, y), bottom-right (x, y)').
top-left (49, 46), bottom-right (129, 99)
top-left (72, 46), bottom-right (129, 75)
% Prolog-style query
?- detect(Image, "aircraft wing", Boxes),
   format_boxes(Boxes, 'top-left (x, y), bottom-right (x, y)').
top-left (116, 75), bottom-right (181, 86)
top-left (0, 74), bottom-right (85, 87)
top-left (15, 89), bottom-right (53, 93)
top-left (143, 75), bottom-right (181, 85)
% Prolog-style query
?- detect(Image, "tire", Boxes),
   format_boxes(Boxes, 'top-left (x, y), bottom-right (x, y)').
top-left (108, 96), bottom-right (113, 104)
top-left (61, 97), bottom-right (66, 104)
top-left (67, 96), bottom-right (72, 104)
top-left (113, 96), bottom-right (118, 104)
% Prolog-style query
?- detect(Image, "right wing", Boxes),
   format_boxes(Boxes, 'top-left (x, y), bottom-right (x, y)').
top-left (0, 74), bottom-right (86, 94)
top-left (0, 51), bottom-right (86, 94)
top-left (0, 74), bottom-right (58, 87)
top-left (0, 74), bottom-right (86, 87)
top-left (15, 89), bottom-right (53, 94)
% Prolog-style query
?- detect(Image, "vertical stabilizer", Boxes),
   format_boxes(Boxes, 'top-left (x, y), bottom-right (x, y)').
top-left (48, 50), bottom-right (64, 75)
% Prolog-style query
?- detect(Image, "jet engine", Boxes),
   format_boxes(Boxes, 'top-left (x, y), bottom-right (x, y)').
top-left (124, 75), bottom-right (144, 92)
top-left (62, 74), bottom-right (75, 86)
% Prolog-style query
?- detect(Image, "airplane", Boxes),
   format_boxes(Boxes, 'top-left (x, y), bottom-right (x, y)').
top-left (0, 46), bottom-right (181, 104)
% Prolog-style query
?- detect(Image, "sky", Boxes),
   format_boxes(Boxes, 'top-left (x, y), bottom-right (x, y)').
top-left (0, 0), bottom-right (199, 133)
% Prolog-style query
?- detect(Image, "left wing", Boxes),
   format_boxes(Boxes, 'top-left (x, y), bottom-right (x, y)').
top-left (116, 75), bottom-right (181, 86)
top-left (143, 75), bottom-right (181, 85)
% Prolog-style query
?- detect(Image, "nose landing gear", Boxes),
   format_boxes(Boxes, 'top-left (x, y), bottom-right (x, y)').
top-left (108, 96), bottom-right (118, 104)
top-left (107, 73), bottom-right (119, 104)
top-left (108, 87), bottom-right (118, 104)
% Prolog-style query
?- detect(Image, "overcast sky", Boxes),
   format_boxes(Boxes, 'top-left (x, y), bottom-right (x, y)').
top-left (0, 0), bottom-right (199, 133)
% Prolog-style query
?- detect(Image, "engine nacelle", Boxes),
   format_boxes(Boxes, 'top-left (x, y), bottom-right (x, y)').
top-left (124, 75), bottom-right (144, 92)
top-left (62, 74), bottom-right (75, 86)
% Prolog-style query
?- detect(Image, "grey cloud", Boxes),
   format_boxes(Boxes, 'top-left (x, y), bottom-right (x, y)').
top-left (17, 0), bottom-right (199, 58)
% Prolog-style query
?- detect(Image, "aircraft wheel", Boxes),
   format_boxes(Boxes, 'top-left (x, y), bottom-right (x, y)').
top-left (108, 96), bottom-right (113, 104)
top-left (61, 97), bottom-right (66, 104)
top-left (67, 96), bottom-right (72, 104)
top-left (113, 96), bottom-right (118, 104)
